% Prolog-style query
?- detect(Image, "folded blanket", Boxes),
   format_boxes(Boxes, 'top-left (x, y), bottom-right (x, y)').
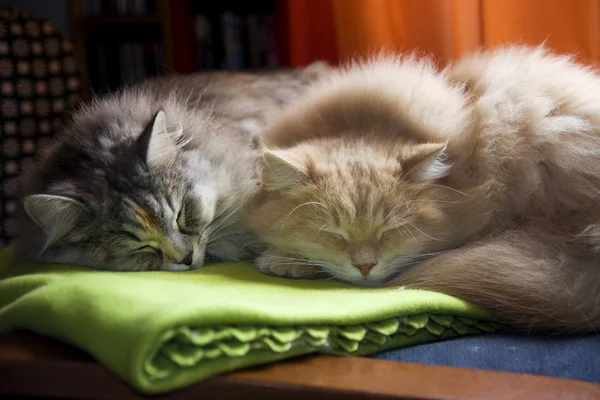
top-left (0, 246), bottom-right (501, 393)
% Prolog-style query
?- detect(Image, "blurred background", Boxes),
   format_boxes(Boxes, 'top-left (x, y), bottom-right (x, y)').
top-left (2, 0), bottom-right (598, 98)
top-left (0, 0), bottom-right (598, 246)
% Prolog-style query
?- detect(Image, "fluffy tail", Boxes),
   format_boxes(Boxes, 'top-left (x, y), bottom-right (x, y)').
top-left (387, 229), bottom-right (600, 333)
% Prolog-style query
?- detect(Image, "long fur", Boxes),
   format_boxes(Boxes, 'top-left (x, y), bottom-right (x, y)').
top-left (16, 65), bottom-right (330, 271)
top-left (247, 47), bottom-right (600, 333)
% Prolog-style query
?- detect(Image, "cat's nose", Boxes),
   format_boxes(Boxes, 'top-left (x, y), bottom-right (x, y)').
top-left (181, 251), bottom-right (194, 266)
top-left (354, 263), bottom-right (376, 277)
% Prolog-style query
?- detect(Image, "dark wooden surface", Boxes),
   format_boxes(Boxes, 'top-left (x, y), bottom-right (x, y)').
top-left (1, 332), bottom-right (599, 400)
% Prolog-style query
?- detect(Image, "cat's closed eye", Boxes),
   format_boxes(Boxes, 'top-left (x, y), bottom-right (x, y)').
top-left (324, 231), bottom-right (347, 242)
top-left (176, 207), bottom-right (188, 232)
top-left (121, 230), bottom-right (163, 260)
top-left (176, 198), bottom-right (205, 235)
top-left (177, 203), bottom-right (201, 235)
top-left (121, 230), bottom-right (141, 242)
top-left (379, 228), bottom-right (397, 240)
top-left (137, 245), bottom-right (163, 261)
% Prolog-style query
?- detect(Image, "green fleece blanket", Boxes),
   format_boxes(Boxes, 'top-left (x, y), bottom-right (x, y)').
top-left (0, 246), bottom-right (501, 393)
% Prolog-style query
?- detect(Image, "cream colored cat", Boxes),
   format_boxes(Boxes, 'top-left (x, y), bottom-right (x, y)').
top-left (246, 47), bottom-right (600, 333)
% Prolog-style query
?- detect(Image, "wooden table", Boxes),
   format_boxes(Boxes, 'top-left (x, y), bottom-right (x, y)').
top-left (1, 332), bottom-right (599, 400)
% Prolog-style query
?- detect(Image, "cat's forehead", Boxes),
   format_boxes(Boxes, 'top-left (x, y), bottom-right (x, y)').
top-left (111, 193), bottom-right (173, 233)
top-left (312, 159), bottom-right (399, 194)
top-left (336, 217), bottom-right (386, 238)
top-left (304, 162), bottom-right (405, 224)
top-left (311, 146), bottom-right (399, 178)
top-left (127, 199), bottom-right (165, 235)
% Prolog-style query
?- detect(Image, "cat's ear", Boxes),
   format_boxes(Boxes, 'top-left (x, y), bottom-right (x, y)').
top-left (403, 142), bottom-right (452, 182)
top-left (137, 111), bottom-right (179, 167)
top-left (23, 194), bottom-right (89, 252)
top-left (262, 150), bottom-right (307, 191)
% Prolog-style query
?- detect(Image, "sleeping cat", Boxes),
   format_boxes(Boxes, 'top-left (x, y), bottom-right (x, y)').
top-left (246, 47), bottom-right (600, 332)
top-left (16, 65), bottom-right (329, 271)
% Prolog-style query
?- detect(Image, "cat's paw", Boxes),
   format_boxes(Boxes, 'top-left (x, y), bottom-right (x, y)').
top-left (255, 252), bottom-right (322, 279)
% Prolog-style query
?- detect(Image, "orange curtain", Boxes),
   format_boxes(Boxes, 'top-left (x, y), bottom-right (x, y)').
top-left (279, 0), bottom-right (339, 66)
top-left (283, 0), bottom-right (600, 66)
top-left (332, 0), bottom-right (481, 65)
top-left (481, 0), bottom-right (600, 64)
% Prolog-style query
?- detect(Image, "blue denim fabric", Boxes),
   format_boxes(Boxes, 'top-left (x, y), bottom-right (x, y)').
top-left (375, 333), bottom-right (600, 383)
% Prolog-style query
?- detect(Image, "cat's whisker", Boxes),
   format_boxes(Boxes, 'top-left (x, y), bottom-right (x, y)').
top-left (209, 190), bottom-right (255, 225)
top-left (265, 255), bottom-right (316, 262)
top-left (205, 218), bottom-right (238, 238)
top-left (394, 250), bottom-right (445, 265)
top-left (265, 261), bottom-right (315, 267)
top-left (279, 202), bottom-right (328, 229)
top-left (281, 258), bottom-right (325, 267)
top-left (207, 232), bottom-right (237, 244)
top-left (205, 198), bottom-right (251, 235)
top-left (309, 260), bottom-right (335, 271)
top-left (404, 199), bottom-right (469, 205)
top-left (396, 224), bottom-right (419, 245)
top-left (389, 216), bottom-right (421, 244)
top-left (389, 250), bottom-right (450, 276)
top-left (264, 260), bottom-right (311, 265)
top-left (210, 202), bottom-right (244, 228)
top-left (205, 220), bottom-right (235, 237)
top-left (206, 221), bottom-right (247, 243)
top-left (244, 242), bottom-right (267, 251)
top-left (412, 182), bottom-right (471, 197)
top-left (315, 223), bottom-right (329, 238)
top-left (404, 220), bottom-right (445, 242)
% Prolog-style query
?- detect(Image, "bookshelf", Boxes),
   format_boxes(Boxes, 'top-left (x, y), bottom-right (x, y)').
top-left (192, 1), bottom-right (280, 71)
top-left (67, 0), bottom-right (172, 100)
top-left (66, 0), bottom-right (281, 101)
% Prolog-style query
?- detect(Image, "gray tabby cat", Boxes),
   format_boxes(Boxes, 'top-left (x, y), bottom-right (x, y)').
top-left (15, 65), bottom-right (329, 271)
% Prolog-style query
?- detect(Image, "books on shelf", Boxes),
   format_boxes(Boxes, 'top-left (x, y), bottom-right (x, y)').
top-left (195, 11), bottom-right (280, 71)
top-left (194, 14), bottom-right (214, 70)
top-left (90, 41), bottom-right (163, 91)
top-left (82, 0), bottom-right (157, 16)
top-left (221, 12), bottom-right (245, 70)
top-left (263, 14), bottom-right (279, 68)
top-left (79, 0), bottom-right (163, 90)
top-left (79, 0), bottom-right (281, 92)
